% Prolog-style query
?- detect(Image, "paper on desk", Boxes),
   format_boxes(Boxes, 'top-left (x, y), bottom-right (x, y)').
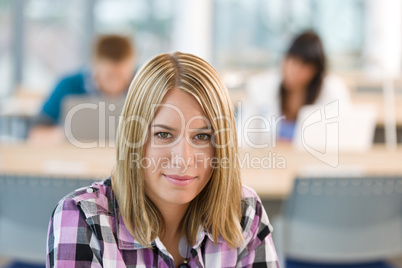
top-left (42, 160), bottom-right (87, 175)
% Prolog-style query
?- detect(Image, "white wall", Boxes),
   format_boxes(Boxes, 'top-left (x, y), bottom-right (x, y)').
top-left (363, 0), bottom-right (402, 78)
top-left (171, 0), bottom-right (213, 62)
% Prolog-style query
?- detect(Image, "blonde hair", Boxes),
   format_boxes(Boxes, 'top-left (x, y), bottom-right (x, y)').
top-left (112, 52), bottom-right (243, 249)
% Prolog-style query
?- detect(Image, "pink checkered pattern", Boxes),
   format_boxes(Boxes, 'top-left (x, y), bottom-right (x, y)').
top-left (46, 179), bottom-right (279, 267)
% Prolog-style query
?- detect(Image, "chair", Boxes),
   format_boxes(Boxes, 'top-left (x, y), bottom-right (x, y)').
top-left (273, 176), bottom-right (402, 267)
top-left (0, 174), bottom-right (97, 265)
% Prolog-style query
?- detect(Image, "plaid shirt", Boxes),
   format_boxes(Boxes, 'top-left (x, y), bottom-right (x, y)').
top-left (46, 178), bottom-right (279, 267)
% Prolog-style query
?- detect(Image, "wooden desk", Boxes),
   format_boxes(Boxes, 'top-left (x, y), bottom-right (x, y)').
top-left (239, 145), bottom-right (402, 199)
top-left (1, 143), bottom-right (401, 200)
top-left (0, 143), bottom-right (115, 179)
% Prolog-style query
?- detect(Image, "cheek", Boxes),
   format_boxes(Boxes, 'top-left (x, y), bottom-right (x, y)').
top-left (283, 62), bottom-right (292, 76)
top-left (123, 69), bottom-right (134, 81)
top-left (114, 66), bottom-right (132, 80)
top-left (195, 147), bottom-right (215, 176)
top-left (143, 147), bottom-right (170, 170)
top-left (300, 68), bottom-right (315, 83)
top-left (284, 63), bottom-right (299, 81)
top-left (142, 149), bottom-right (168, 188)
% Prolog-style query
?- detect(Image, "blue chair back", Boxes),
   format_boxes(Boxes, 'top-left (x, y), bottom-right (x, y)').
top-left (282, 177), bottom-right (402, 263)
top-left (0, 175), bottom-right (96, 264)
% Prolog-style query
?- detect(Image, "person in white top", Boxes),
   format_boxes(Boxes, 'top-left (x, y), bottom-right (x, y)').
top-left (244, 31), bottom-right (351, 144)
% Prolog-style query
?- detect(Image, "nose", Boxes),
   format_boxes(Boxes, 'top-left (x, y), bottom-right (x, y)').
top-left (171, 136), bottom-right (195, 170)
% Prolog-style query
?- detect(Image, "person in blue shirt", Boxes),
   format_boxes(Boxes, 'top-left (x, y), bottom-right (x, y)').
top-left (29, 34), bottom-right (136, 142)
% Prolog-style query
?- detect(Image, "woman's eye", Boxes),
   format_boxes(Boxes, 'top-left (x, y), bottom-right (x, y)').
top-left (195, 133), bottom-right (210, 140)
top-left (156, 132), bottom-right (172, 139)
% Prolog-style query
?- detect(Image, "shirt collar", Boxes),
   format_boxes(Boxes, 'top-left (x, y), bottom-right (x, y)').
top-left (113, 200), bottom-right (224, 250)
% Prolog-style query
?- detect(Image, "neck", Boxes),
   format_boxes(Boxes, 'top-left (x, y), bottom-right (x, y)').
top-left (157, 202), bottom-right (190, 239)
top-left (157, 203), bottom-right (190, 267)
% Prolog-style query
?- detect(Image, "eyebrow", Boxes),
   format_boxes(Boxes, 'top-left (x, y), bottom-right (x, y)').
top-left (192, 126), bottom-right (213, 132)
top-left (151, 124), bottom-right (176, 131)
top-left (151, 124), bottom-right (213, 132)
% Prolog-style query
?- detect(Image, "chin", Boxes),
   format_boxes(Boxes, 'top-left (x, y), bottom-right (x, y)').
top-left (164, 192), bottom-right (196, 205)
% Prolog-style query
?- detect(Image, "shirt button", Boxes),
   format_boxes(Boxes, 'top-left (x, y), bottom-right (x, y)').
top-left (86, 188), bottom-right (94, 193)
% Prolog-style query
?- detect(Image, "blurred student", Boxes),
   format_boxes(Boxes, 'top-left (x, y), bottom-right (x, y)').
top-left (29, 34), bottom-right (136, 143)
top-left (246, 31), bottom-right (351, 141)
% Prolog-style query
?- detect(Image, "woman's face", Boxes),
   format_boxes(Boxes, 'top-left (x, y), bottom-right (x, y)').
top-left (143, 88), bottom-right (215, 207)
top-left (282, 56), bottom-right (317, 91)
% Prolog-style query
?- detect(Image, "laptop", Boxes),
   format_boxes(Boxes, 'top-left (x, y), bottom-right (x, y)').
top-left (293, 102), bottom-right (377, 153)
top-left (62, 96), bottom-right (125, 145)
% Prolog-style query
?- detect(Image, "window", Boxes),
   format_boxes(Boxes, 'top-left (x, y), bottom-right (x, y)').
top-left (94, 0), bottom-right (174, 65)
top-left (4, 0), bottom-right (175, 97)
top-left (0, 0), bottom-right (12, 97)
top-left (23, 0), bottom-right (85, 93)
top-left (213, 0), bottom-right (365, 71)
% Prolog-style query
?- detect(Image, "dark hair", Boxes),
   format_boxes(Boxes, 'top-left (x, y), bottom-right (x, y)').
top-left (93, 34), bottom-right (135, 62)
top-left (280, 31), bottom-right (326, 114)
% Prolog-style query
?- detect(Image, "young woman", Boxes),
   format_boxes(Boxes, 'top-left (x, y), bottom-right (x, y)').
top-left (246, 31), bottom-right (351, 141)
top-left (46, 52), bottom-right (279, 267)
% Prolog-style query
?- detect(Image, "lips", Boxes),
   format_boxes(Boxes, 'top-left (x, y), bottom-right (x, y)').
top-left (163, 174), bottom-right (196, 186)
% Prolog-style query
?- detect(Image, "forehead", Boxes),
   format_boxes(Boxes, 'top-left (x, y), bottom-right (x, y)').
top-left (152, 88), bottom-right (209, 126)
top-left (95, 58), bottom-right (133, 68)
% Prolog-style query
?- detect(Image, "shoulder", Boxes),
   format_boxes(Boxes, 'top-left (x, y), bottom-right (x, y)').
top-left (47, 179), bottom-right (112, 265)
top-left (240, 185), bottom-right (272, 236)
top-left (317, 74), bottom-right (351, 107)
top-left (236, 187), bottom-right (279, 267)
top-left (59, 71), bottom-right (85, 83)
top-left (322, 74), bottom-right (347, 90)
top-left (52, 178), bottom-right (114, 220)
top-left (53, 72), bottom-right (86, 94)
top-left (240, 185), bottom-right (264, 218)
top-left (241, 184), bottom-right (260, 200)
